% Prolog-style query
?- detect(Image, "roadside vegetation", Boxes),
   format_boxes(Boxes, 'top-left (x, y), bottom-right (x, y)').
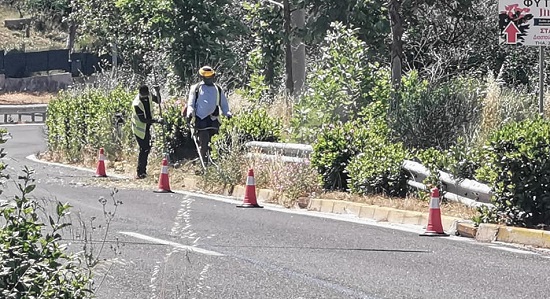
top-left (3, 0), bottom-right (550, 295)
top-left (0, 5), bottom-right (66, 52)
top-left (4, 1), bottom-right (550, 230)
top-left (0, 128), bottom-right (126, 298)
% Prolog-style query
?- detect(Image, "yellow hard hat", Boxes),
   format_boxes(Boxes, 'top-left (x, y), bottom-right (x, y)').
top-left (199, 66), bottom-right (216, 78)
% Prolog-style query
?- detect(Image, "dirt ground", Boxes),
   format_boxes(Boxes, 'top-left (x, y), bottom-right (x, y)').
top-left (0, 92), bottom-right (55, 105)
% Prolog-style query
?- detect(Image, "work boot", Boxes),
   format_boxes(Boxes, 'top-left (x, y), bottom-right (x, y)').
top-left (134, 173), bottom-right (147, 179)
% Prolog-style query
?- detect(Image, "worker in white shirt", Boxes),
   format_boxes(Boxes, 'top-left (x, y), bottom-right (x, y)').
top-left (185, 66), bottom-right (232, 165)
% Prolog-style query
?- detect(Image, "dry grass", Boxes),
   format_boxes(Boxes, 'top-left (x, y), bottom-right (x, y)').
top-left (478, 76), bottom-right (501, 143)
top-left (265, 94), bottom-right (293, 131)
top-left (0, 5), bottom-right (66, 52)
top-left (226, 92), bottom-right (252, 114)
top-left (0, 92), bottom-right (55, 104)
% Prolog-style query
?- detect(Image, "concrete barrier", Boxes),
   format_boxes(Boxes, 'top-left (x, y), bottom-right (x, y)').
top-left (2, 73), bottom-right (72, 92)
top-left (0, 104), bottom-right (47, 123)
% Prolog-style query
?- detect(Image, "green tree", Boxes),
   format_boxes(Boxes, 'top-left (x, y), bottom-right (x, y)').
top-left (72, 0), bottom-right (246, 86)
top-left (242, 1), bottom-right (285, 93)
top-left (291, 22), bottom-right (390, 143)
top-left (301, 0), bottom-right (389, 63)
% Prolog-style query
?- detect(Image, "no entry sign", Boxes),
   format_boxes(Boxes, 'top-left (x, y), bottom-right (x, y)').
top-left (499, 0), bottom-right (550, 46)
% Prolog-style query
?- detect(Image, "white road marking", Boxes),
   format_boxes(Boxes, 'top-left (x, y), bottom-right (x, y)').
top-left (26, 154), bottom-right (127, 179)
top-left (118, 231), bottom-right (224, 257)
top-left (488, 245), bottom-right (537, 255)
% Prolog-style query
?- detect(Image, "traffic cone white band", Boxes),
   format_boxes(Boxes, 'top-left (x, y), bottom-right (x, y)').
top-left (430, 197), bottom-right (439, 209)
top-left (161, 166), bottom-right (168, 174)
top-left (246, 176), bottom-right (255, 186)
top-left (99, 154), bottom-right (105, 161)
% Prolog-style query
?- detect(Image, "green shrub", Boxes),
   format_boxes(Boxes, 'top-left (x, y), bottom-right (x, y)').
top-left (412, 147), bottom-right (447, 187)
top-left (291, 22), bottom-right (391, 143)
top-left (476, 117), bottom-right (550, 228)
top-left (152, 97), bottom-right (195, 161)
top-left (412, 139), bottom-right (483, 191)
top-left (346, 137), bottom-right (409, 197)
top-left (0, 168), bottom-right (93, 298)
top-left (444, 138), bottom-right (482, 180)
top-left (392, 72), bottom-right (483, 150)
top-left (311, 104), bottom-right (389, 191)
top-left (211, 107), bottom-right (282, 157)
top-left (46, 87), bottom-right (134, 162)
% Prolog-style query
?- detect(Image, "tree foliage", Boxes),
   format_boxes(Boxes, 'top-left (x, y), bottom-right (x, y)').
top-left (242, 1), bottom-right (285, 94)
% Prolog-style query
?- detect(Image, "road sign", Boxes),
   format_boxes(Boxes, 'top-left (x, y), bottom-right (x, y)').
top-left (499, 0), bottom-right (550, 46)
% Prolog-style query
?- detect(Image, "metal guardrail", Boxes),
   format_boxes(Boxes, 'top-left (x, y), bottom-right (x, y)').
top-left (402, 160), bottom-right (493, 208)
top-left (245, 141), bottom-right (494, 208)
top-left (0, 104), bottom-right (47, 123)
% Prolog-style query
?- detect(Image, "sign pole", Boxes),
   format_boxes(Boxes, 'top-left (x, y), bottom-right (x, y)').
top-left (540, 46), bottom-right (545, 116)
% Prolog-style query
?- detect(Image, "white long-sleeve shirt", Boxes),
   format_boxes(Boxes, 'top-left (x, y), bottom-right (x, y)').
top-left (186, 83), bottom-right (230, 119)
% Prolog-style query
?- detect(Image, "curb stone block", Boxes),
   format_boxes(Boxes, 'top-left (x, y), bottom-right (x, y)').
top-left (475, 223), bottom-right (500, 242)
top-left (345, 203), bottom-right (363, 217)
top-left (373, 207), bottom-right (391, 222)
top-left (359, 205), bottom-right (377, 219)
top-left (456, 222), bottom-right (478, 238)
top-left (308, 198), bottom-right (322, 211)
top-left (319, 200), bottom-right (335, 213)
top-left (496, 226), bottom-right (550, 249)
top-left (442, 216), bottom-right (460, 232)
top-left (402, 211), bottom-right (424, 226)
top-left (544, 232), bottom-right (550, 248)
top-left (258, 189), bottom-right (277, 202)
top-left (332, 201), bottom-right (348, 214)
top-left (387, 209), bottom-right (405, 224)
top-left (233, 185), bottom-right (246, 199)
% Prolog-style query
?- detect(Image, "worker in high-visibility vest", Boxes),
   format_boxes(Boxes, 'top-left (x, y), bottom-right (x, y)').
top-left (185, 66), bottom-right (232, 165)
top-left (132, 85), bottom-right (163, 179)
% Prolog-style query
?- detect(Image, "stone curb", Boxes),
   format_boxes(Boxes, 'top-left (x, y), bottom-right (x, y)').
top-left (307, 198), bottom-right (460, 232)
top-left (476, 223), bottom-right (550, 249)
top-left (456, 222), bottom-right (478, 239)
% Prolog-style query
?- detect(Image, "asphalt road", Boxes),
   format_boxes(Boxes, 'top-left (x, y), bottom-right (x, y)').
top-left (1, 124), bottom-right (550, 299)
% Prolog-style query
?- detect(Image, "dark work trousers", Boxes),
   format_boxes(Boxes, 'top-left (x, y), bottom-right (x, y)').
top-left (197, 129), bottom-right (217, 163)
top-left (135, 127), bottom-right (151, 176)
top-left (195, 117), bottom-right (220, 164)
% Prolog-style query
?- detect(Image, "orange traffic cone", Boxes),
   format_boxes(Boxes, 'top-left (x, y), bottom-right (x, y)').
top-left (420, 187), bottom-right (449, 237)
top-left (94, 148), bottom-right (107, 177)
top-left (237, 169), bottom-right (263, 208)
top-left (154, 156), bottom-right (173, 193)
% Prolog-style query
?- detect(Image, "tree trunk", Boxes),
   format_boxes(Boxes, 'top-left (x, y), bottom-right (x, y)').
top-left (66, 21), bottom-right (77, 53)
top-left (283, 0), bottom-right (294, 95)
top-left (389, 0), bottom-right (404, 111)
top-left (291, 8), bottom-right (306, 96)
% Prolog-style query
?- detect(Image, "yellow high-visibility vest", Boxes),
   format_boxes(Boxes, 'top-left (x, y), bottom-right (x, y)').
top-left (131, 95), bottom-right (151, 139)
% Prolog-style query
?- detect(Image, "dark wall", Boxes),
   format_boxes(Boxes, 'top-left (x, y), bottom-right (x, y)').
top-left (0, 50), bottom-right (4, 74)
